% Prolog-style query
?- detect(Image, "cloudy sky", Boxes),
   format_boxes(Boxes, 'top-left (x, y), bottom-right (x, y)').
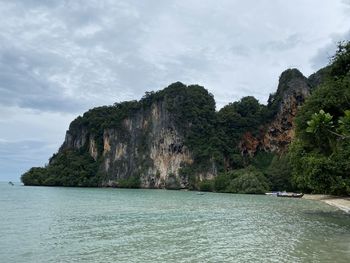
top-left (1, 0), bottom-right (350, 182)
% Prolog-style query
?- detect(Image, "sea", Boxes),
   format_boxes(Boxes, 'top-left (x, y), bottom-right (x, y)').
top-left (0, 182), bottom-right (349, 262)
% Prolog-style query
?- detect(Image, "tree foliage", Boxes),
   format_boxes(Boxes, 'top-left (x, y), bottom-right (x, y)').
top-left (217, 96), bottom-right (270, 170)
top-left (264, 155), bottom-right (292, 191)
top-left (206, 166), bottom-right (269, 194)
top-left (290, 41), bottom-right (350, 195)
top-left (21, 150), bottom-right (102, 187)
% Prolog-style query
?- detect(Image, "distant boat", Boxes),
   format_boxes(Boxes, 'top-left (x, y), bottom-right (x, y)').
top-left (8, 181), bottom-right (14, 186)
top-left (265, 192), bottom-right (279, 196)
top-left (196, 192), bottom-right (205, 195)
top-left (277, 192), bottom-right (304, 198)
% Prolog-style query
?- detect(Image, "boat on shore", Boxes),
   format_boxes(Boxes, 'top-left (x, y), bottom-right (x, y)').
top-left (265, 191), bottom-right (304, 198)
top-left (277, 192), bottom-right (304, 198)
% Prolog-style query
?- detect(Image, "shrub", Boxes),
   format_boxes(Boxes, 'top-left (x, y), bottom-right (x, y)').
top-left (199, 180), bottom-right (214, 192)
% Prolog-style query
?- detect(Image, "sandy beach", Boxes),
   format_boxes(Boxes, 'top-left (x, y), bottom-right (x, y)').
top-left (303, 194), bottom-right (350, 213)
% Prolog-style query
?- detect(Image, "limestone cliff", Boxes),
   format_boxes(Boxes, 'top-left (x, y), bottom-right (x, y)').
top-left (239, 69), bottom-right (311, 155)
top-left (58, 83), bottom-right (215, 188)
top-left (100, 101), bottom-right (194, 188)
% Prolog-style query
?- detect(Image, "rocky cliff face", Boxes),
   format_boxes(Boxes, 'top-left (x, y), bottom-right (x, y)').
top-left (61, 100), bottom-right (196, 188)
top-left (239, 69), bottom-right (311, 155)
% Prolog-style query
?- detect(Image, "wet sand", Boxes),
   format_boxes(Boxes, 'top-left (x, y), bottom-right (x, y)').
top-left (303, 194), bottom-right (350, 213)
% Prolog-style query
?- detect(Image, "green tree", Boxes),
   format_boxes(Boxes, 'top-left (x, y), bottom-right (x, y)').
top-left (265, 155), bottom-right (292, 191)
top-left (226, 167), bottom-right (269, 194)
top-left (306, 110), bottom-right (336, 153)
top-left (289, 41), bottom-right (350, 195)
top-left (338, 110), bottom-right (350, 137)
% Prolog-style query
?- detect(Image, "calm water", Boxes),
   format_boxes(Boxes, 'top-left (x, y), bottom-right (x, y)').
top-left (0, 182), bottom-right (349, 262)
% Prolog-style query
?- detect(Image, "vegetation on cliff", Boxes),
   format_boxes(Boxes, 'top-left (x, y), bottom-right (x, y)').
top-left (289, 41), bottom-right (350, 195)
top-left (217, 96), bottom-right (269, 168)
top-left (21, 150), bottom-right (101, 187)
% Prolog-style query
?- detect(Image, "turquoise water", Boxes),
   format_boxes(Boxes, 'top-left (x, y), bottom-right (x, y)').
top-left (0, 182), bottom-right (349, 262)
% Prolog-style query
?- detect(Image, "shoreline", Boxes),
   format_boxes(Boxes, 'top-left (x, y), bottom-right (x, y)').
top-left (9, 183), bottom-right (350, 213)
top-left (303, 194), bottom-right (350, 214)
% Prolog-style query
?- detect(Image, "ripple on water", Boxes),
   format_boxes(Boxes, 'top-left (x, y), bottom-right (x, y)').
top-left (0, 184), bottom-right (349, 263)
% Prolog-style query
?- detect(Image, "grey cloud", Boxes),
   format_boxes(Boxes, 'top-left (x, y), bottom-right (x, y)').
top-left (0, 139), bottom-right (50, 162)
top-left (1, 0), bottom-right (60, 9)
top-left (310, 30), bottom-right (350, 71)
top-left (230, 45), bottom-right (251, 57)
top-left (310, 45), bottom-right (335, 71)
top-left (0, 139), bottom-right (56, 180)
top-left (343, 0), bottom-right (350, 6)
top-left (0, 45), bottom-right (85, 112)
top-left (261, 34), bottom-right (302, 52)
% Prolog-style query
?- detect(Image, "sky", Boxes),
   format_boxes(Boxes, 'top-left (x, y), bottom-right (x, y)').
top-left (1, 0), bottom-right (350, 182)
